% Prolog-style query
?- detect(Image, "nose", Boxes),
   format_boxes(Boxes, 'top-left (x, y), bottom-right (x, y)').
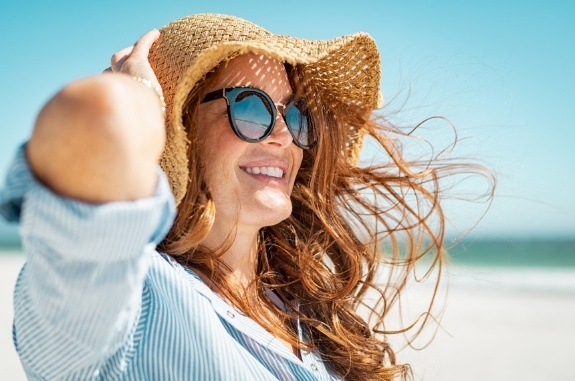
top-left (264, 113), bottom-right (293, 148)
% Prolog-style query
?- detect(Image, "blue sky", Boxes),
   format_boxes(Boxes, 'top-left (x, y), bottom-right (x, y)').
top-left (1, 1), bottom-right (573, 239)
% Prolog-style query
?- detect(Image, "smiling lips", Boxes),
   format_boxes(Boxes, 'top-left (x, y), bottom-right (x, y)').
top-left (243, 166), bottom-right (284, 178)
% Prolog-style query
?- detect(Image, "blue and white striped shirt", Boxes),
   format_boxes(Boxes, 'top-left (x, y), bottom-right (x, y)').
top-left (1, 146), bottom-right (340, 380)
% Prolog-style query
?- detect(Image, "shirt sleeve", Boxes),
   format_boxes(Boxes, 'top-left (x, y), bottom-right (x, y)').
top-left (1, 144), bottom-right (176, 379)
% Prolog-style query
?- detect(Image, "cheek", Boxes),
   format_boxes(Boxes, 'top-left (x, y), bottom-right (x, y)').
top-left (290, 147), bottom-right (304, 184)
top-left (198, 119), bottom-right (226, 188)
top-left (294, 149), bottom-right (303, 169)
top-left (200, 128), bottom-right (246, 192)
top-left (198, 109), bottom-right (237, 168)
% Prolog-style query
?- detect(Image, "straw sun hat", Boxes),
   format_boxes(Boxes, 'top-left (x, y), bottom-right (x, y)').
top-left (148, 13), bottom-right (382, 205)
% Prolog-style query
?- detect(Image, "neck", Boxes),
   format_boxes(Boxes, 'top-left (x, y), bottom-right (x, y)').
top-left (200, 220), bottom-right (261, 288)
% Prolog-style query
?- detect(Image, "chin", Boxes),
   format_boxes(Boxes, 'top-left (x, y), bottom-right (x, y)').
top-left (260, 205), bottom-right (293, 227)
top-left (248, 189), bottom-right (291, 218)
top-left (249, 198), bottom-right (293, 227)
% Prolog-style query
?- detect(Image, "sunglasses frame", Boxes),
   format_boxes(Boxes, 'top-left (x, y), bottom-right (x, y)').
top-left (201, 86), bottom-right (315, 149)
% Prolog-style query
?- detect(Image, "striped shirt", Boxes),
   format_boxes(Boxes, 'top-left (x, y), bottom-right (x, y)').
top-left (1, 146), bottom-right (340, 380)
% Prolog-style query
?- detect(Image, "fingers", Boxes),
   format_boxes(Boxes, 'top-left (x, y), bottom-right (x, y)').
top-left (110, 46), bottom-right (134, 72)
top-left (131, 29), bottom-right (160, 58)
top-left (111, 29), bottom-right (159, 73)
top-left (104, 29), bottom-right (163, 97)
top-left (106, 29), bottom-right (161, 78)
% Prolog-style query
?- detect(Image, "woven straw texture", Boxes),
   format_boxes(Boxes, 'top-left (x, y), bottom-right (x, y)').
top-left (148, 13), bottom-right (382, 205)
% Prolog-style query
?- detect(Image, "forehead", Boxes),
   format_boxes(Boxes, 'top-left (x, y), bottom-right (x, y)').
top-left (212, 53), bottom-right (292, 101)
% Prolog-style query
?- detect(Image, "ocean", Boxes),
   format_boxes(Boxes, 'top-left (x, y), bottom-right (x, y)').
top-left (2, 237), bottom-right (574, 294)
top-left (3, 238), bottom-right (574, 265)
top-left (446, 238), bottom-right (575, 268)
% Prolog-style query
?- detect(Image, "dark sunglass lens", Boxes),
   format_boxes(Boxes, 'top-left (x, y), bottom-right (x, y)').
top-left (285, 101), bottom-right (313, 148)
top-left (232, 91), bottom-right (274, 140)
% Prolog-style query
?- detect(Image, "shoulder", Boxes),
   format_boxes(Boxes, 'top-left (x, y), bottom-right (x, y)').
top-left (143, 251), bottom-right (212, 306)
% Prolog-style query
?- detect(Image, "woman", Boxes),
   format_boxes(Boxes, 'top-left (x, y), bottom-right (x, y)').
top-left (1, 13), bottom-right (484, 380)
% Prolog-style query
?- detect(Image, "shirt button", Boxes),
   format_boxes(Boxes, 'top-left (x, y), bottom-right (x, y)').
top-left (310, 363), bottom-right (318, 372)
top-left (227, 310), bottom-right (236, 318)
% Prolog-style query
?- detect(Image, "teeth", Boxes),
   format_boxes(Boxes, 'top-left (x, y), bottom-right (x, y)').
top-left (244, 166), bottom-right (284, 178)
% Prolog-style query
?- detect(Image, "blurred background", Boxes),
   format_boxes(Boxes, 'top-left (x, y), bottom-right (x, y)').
top-left (1, 1), bottom-right (574, 380)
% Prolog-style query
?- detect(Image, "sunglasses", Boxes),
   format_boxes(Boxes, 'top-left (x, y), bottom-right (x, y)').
top-left (201, 86), bottom-right (316, 149)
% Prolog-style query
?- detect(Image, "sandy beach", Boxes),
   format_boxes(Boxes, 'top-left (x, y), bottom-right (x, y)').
top-left (2, 252), bottom-right (575, 381)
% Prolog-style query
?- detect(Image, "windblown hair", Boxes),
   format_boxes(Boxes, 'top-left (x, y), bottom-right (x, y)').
top-left (159, 62), bottom-right (492, 380)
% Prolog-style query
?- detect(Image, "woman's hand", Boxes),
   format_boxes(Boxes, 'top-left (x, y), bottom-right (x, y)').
top-left (27, 30), bottom-right (166, 203)
top-left (104, 29), bottom-right (163, 95)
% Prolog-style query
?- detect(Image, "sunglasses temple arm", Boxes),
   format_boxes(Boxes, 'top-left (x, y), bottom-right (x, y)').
top-left (201, 89), bottom-right (226, 103)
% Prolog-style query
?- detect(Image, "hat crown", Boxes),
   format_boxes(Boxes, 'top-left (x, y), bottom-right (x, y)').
top-left (163, 14), bottom-right (273, 62)
top-left (171, 13), bottom-right (272, 45)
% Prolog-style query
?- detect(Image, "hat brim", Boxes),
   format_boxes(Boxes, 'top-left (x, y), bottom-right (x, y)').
top-left (153, 29), bottom-right (381, 205)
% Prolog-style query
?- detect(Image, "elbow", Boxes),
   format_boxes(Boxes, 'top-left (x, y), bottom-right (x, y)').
top-left (33, 75), bottom-right (139, 148)
top-left (45, 75), bottom-right (143, 136)
top-left (27, 74), bottom-right (165, 202)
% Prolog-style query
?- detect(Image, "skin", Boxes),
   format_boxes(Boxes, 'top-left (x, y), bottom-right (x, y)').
top-left (198, 53), bottom-right (304, 287)
top-left (197, 55), bottom-right (304, 359)
top-left (27, 30), bottom-right (165, 203)
top-left (29, 30), bottom-right (302, 287)
top-left (27, 30), bottom-right (303, 358)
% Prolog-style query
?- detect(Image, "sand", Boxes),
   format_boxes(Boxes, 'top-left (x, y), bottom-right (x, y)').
top-left (1, 253), bottom-right (574, 381)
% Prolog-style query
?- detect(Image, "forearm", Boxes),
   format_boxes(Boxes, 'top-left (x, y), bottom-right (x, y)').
top-left (4, 29), bottom-right (173, 378)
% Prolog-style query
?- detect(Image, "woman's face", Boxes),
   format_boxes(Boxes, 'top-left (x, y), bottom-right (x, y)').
top-left (197, 53), bottom-right (304, 231)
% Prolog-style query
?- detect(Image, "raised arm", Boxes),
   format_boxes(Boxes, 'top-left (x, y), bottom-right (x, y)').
top-left (27, 29), bottom-right (165, 202)
top-left (9, 30), bottom-right (175, 380)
